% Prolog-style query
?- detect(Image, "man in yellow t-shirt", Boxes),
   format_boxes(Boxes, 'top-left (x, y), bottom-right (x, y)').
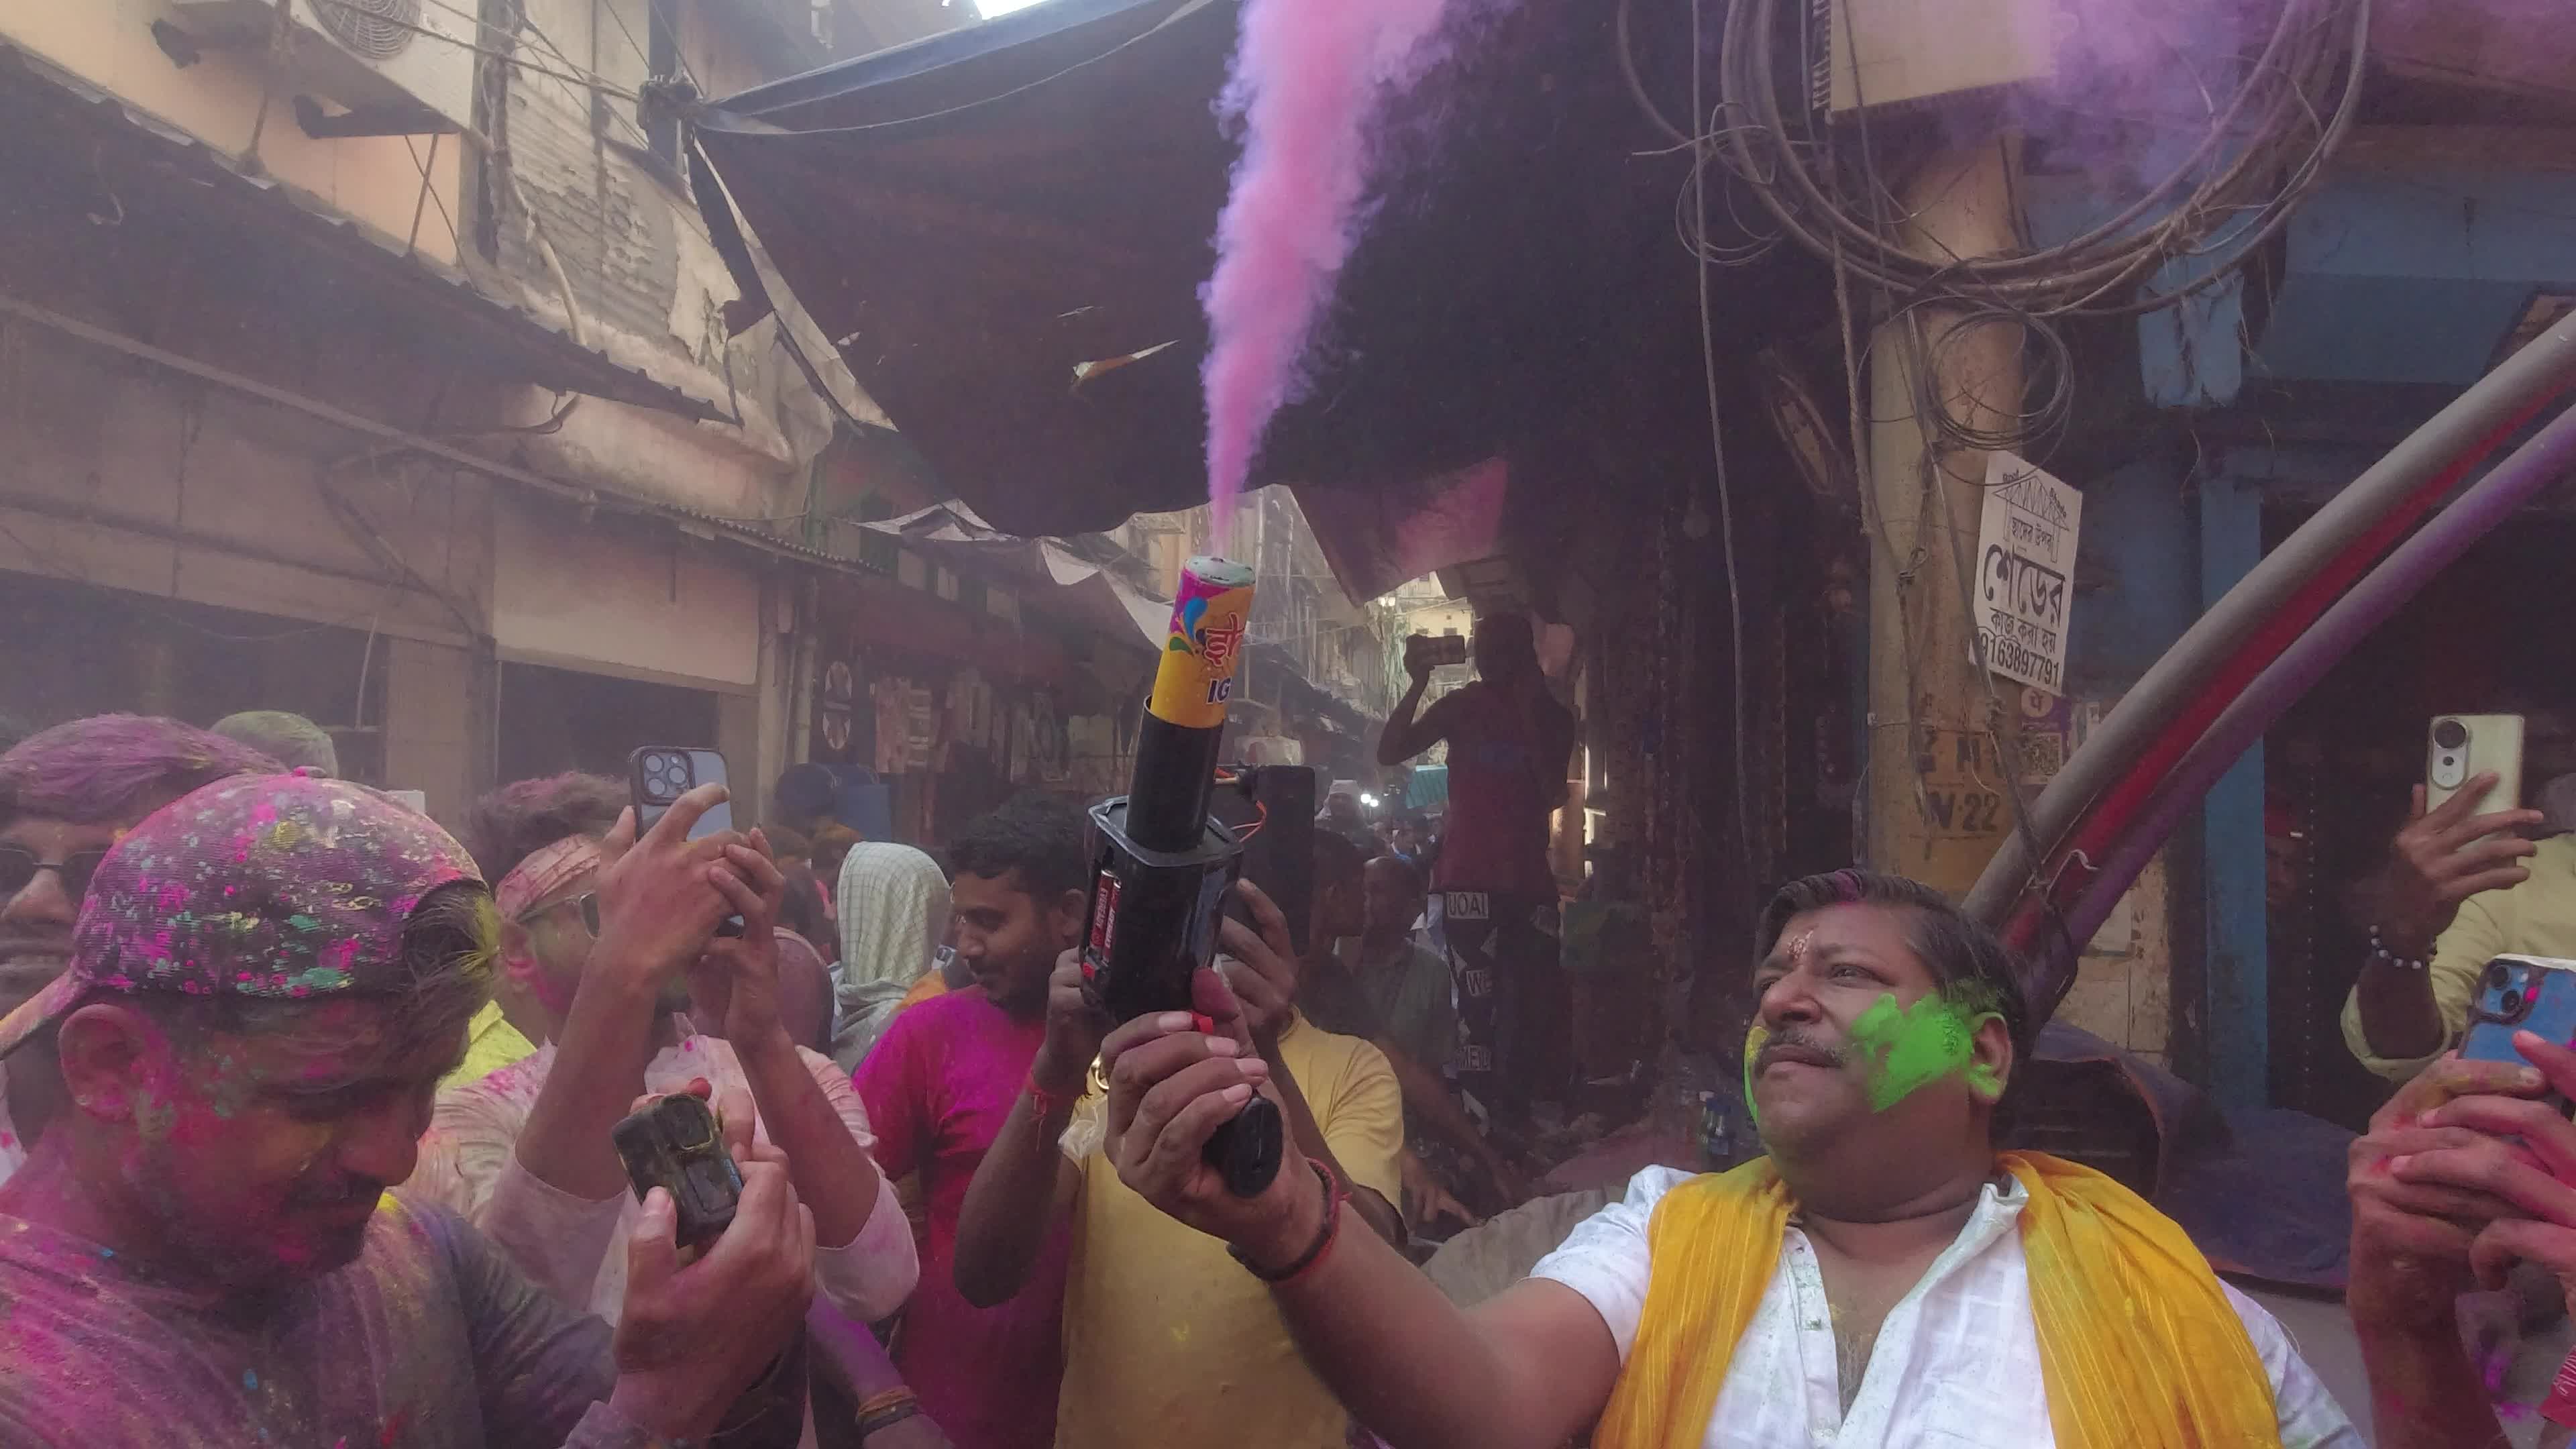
top-left (954, 880), bottom-right (1403, 1449)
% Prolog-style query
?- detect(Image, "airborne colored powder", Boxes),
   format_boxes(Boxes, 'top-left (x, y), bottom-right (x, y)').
top-left (1198, 0), bottom-right (1466, 536)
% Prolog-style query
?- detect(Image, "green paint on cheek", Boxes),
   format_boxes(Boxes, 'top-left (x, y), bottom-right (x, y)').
top-left (1846, 992), bottom-right (1996, 1112)
top-left (1741, 1021), bottom-right (1768, 1128)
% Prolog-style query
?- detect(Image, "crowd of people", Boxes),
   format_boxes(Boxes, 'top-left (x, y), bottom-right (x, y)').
top-left (0, 674), bottom-right (2573, 1446)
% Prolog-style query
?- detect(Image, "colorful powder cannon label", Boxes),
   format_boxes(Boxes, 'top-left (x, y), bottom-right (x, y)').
top-left (1148, 557), bottom-right (1254, 731)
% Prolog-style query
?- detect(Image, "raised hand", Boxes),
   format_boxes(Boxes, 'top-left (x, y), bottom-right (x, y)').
top-left (1101, 966), bottom-right (1311, 1258)
top-left (702, 832), bottom-right (791, 1046)
top-left (608, 1133), bottom-right (816, 1442)
top-left (1216, 878), bottom-right (1300, 1053)
top-left (591, 784), bottom-right (745, 993)
top-left (1029, 950), bottom-right (1113, 1098)
top-left (2346, 1051), bottom-right (2548, 1333)
top-left (2375, 777), bottom-right (2544, 957)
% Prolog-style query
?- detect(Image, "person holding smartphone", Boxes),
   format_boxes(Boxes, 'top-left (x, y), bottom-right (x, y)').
top-left (406, 777), bottom-right (916, 1332)
top-left (1378, 612), bottom-right (1577, 1132)
top-left (2345, 772), bottom-right (2553, 1080)
top-left (2345, 1036), bottom-right (2576, 1446)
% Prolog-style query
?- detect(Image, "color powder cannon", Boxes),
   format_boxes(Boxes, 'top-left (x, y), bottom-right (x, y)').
top-left (1081, 557), bottom-right (1282, 1197)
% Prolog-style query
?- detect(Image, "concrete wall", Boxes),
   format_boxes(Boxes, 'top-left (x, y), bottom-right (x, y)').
top-left (488, 494), bottom-right (763, 692)
top-left (0, 329), bottom-right (491, 823)
top-left (0, 0), bottom-right (464, 262)
top-left (384, 636), bottom-right (483, 824)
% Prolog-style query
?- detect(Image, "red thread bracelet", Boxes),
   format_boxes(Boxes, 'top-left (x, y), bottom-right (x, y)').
top-left (1025, 1069), bottom-right (1075, 1121)
top-left (1229, 1161), bottom-right (1347, 1285)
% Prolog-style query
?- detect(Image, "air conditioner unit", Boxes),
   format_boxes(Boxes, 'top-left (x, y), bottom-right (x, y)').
top-left (1810, 0), bottom-right (2055, 116)
top-left (160, 0), bottom-right (475, 136)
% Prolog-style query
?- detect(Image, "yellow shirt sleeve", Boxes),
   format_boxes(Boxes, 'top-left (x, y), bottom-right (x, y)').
top-left (1315, 1036), bottom-right (1405, 1208)
top-left (2341, 890), bottom-right (2505, 1082)
top-left (440, 1001), bottom-right (537, 1091)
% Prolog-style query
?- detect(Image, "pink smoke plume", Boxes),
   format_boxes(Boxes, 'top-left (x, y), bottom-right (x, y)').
top-left (1199, 0), bottom-right (1462, 539)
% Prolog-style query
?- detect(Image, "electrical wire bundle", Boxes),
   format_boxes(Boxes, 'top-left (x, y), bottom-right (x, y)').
top-left (1698, 0), bottom-right (2372, 321)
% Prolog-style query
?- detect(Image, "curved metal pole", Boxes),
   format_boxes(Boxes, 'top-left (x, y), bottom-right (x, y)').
top-left (2059, 397), bottom-right (2576, 953)
top-left (1967, 316), bottom-right (2576, 928)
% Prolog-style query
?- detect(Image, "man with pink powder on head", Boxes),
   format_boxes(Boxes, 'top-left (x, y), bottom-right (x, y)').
top-left (0, 715), bottom-right (275, 1184)
top-left (0, 773), bottom-right (819, 1447)
top-left (406, 778), bottom-right (918, 1338)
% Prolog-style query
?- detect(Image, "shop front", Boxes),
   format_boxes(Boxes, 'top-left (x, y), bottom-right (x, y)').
top-left (802, 566), bottom-right (1151, 849)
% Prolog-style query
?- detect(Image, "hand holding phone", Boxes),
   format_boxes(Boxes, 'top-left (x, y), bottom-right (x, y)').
top-left (2428, 714), bottom-right (2527, 817)
top-left (631, 747), bottom-right (744, 937)
top-left (609, 1118), bottom-right (815, 1444)
top-left (591, 777), bottom-right (741, 991)
top-left (613, 1091), bottom-right (746, 1250)
top-left (2378, 774), bottom-right (2544, 960)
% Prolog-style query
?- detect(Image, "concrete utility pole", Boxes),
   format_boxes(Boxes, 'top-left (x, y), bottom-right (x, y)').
top-left (1862, 137), bottom-right (2029, 896)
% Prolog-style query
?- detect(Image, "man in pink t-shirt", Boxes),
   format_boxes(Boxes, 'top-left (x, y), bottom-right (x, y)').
top-left (1379, 612), bottom-right (1576, 1128)
top-left (855, 796), bottom-right (1087, 1449)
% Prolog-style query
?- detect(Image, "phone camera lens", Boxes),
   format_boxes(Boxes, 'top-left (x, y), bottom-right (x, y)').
top-left (644, 754), bottom-right (683, 795)
top-left (2490, 962), bottom-right (2516, 991)
top-left (2434, 718), bottom-right (2469, 750)
top-left (2504, 989), bottom-right (2528, 1016)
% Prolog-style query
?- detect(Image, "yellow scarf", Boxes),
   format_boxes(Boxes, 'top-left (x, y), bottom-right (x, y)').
top-left (1593, 1151), bottom-right (2283, 1449)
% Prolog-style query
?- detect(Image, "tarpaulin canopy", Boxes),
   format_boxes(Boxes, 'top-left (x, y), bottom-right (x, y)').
top-left (857, 501), bottom-right (1170, 648)
top-left (691, 0), bottom-right (1728, 548)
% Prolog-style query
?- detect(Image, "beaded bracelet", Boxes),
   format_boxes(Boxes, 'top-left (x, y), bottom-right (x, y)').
top-left (2368, 924), bottom-right (2429, 973)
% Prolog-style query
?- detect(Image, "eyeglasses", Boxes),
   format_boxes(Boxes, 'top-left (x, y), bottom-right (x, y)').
top-left (0, 844), bottom-right (110, 902)
top-left (517, 891), bottom-right (602, 939)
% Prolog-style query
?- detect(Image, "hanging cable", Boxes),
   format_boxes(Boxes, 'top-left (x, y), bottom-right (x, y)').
top-left (1703, 0), bottom-right (2369, 319)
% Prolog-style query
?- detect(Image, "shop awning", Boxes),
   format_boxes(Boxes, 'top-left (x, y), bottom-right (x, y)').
top-left (855, 502), bottom-right (1169, 649)
top-left (692, 0), bottom-right (1719, 541)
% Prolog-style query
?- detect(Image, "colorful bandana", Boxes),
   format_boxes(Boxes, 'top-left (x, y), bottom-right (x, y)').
top-left (494, 835), bottom-right (606, 924)
top-left (0, 774), bottom-right (482, 1057)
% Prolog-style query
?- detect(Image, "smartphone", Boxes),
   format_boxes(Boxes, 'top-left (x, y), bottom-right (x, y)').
top-left (630, 747), bottom-right (734, 837)
top-left (2427, 714), bottom-right (2525, 816)
top-left (630, 747), bottom-right (742, 934)
top-left (1214, 765), bottom-right (1317, 958)
top-left (611, 1093), bottom-right (744, 1250)
top-left (1416, 634), bottom-right (1468, 668)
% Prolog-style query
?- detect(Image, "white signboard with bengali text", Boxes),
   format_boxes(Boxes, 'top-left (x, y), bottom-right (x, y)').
top-left (1974, 452), bottom-right (2082, 696)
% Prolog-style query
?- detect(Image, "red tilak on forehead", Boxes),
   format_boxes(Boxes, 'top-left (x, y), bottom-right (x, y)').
top-left (1786, 930), bottom-right (1816, 961)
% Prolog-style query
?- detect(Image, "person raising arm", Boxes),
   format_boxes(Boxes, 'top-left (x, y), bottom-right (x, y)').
top-left (2347, 1034), bottom-right (2576, 1449)
top-left (1093, 870), bottom-right (2355, 1449)
top-left (412, 783), bottom-right (913, 1327)
top-left (2346, 776), bottom-right (2544, 1075)
top-left (954, 875), bottom-right (1407, 1449)
top-left (954, 878), bottom-right (1399, 1309)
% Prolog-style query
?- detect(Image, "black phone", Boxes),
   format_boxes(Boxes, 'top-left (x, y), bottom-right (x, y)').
top-left (629, 746), bottom-right (743, 936)
top-left (611, 1093), bottom-right (744, 1250)
top-left (1214, 765), bottom-right (1317, 958)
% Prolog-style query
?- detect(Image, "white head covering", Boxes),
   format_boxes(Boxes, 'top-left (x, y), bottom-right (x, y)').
top-left (831, 842), bottom-right (951, 1071)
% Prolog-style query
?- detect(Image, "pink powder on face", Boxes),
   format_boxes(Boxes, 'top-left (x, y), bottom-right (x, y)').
top-left (1199, 0), bottom-right (1469, 529)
